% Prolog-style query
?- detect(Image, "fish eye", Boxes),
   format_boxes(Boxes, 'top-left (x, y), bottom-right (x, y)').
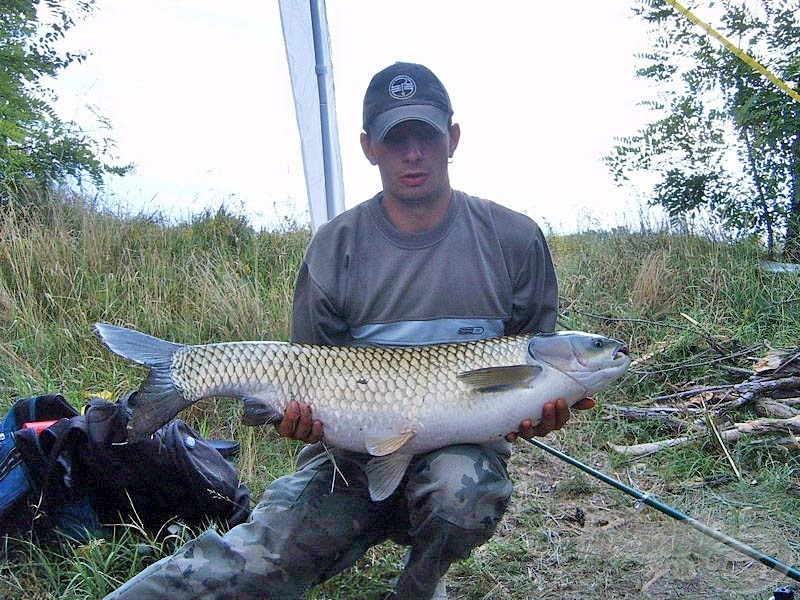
top-left (593, 339), bottom-right (604, 349)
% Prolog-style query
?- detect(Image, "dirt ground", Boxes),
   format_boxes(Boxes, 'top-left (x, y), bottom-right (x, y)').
top-left (444, 445), bottom-right (798, 600)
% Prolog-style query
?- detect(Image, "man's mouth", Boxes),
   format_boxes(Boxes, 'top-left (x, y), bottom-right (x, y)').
top-left (400, 171), bottom-right (428, 186)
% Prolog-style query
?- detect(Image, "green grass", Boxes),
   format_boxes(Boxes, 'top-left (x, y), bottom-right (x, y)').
top-left (1, 193), bottom-right (799, 598)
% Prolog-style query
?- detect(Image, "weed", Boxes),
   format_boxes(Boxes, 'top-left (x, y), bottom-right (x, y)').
top-left (1, 192), bottom-right (799, 598)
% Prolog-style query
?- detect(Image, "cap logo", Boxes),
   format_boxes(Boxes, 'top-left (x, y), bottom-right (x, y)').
top-left (389, 75), bottom-right (416, 100)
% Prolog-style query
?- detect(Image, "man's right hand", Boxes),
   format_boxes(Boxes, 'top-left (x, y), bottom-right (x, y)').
top-left (276, 401), bottom-right (324, 443)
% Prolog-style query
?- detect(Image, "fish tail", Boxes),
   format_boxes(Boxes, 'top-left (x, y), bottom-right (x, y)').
top-left (93, 323), bottom-right (190, 441)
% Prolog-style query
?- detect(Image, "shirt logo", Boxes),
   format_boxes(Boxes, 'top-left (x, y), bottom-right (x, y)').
top-left (389, 75), bottom-right (416, 99)
top-left (458, 327), bottom-right (485, 336)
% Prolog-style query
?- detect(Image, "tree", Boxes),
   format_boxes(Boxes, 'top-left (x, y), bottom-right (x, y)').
top-left (0, 0), bottom-right (129, 196)
top-left (605, 0), bottom-right (800, 259)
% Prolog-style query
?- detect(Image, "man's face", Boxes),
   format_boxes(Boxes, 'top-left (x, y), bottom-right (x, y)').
top-left (362, 120), bottom-right (459, 205)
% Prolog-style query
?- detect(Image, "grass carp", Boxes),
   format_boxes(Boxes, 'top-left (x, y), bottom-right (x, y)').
top-left (94, 324), bottom-right (630, 500)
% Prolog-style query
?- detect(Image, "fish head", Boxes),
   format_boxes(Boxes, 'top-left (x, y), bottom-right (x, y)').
top-left (528, 331), bottom-right (630, 394)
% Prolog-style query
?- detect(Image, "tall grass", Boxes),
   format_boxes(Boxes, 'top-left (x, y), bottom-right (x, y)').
top-left (0, 196), bottom-right (308, 398)
top-left (1, 194), bottom-right (799, 598)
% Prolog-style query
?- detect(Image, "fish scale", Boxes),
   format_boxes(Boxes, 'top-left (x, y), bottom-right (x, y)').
top-left (93, 323), bottom-right (630, 500)
top-left (172, 336), bottom-right (530, 419)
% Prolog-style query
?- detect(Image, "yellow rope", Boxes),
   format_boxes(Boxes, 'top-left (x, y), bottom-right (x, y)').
top-left (662, 0), bottom-right (800, 104)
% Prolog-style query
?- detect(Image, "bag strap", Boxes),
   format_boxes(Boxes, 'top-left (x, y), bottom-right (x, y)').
top-left (11, 394), bottom-right (77, 428)
top-left (14, 418), bottom-right (86, 507)
top-left (0, 445), bottom-right (24, 481)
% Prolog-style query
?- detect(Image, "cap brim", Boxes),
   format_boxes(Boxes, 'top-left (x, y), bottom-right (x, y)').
top-left (367, 105), bottom-right (450, 141)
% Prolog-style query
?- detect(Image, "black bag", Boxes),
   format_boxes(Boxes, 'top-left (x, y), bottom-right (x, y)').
top-left (0, 394), bottom-right (94, 539)
top-left (1, 392), bottom-right (251, 540)
top-left (74, 393), bottom-right (251, 530)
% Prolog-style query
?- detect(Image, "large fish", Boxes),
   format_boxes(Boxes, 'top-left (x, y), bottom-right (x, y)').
top-left (94, 324), bottom-right (630, 500)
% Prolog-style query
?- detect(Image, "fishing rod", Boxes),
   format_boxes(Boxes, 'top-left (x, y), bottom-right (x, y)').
top-left (522, 436), bottom-right (800, 584)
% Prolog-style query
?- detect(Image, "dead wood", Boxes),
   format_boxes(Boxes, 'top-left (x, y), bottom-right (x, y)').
top-left (609, 415), bottom-right (800, 457)
top-left (603, 404), bottom-right (702, 433)
top-left (608, 346), bottom-right (800, 458)
top-left (754, 399), bottom-right (800, 419)
top-left (717, 376), bottom-right (800, 413)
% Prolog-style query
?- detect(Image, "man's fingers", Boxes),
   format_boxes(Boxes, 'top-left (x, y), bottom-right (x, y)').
top-left (275, 401), bottom-right (323, 443)
top-left (554, 398), bottom-right (570, 429)
top-left (507, 398), bottom-right (597, 442)
top-left (506, 418), bottom-right (533, 442)
top-left (308, 420), bottom-right (324, 443)
top-left (537, 402), bottom-right (557, 433)
top-left (293, 403), bottom-right (313, 440)
top-left (276, 401), bottom-right (297, 437)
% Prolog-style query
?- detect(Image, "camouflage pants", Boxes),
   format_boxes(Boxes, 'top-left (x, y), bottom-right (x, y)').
top-left (105, 444), bottom-right (512, 600)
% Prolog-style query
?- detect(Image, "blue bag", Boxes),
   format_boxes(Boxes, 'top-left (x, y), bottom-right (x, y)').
top-left (0, 394), bottom-right (94, 538)
top-left (0, 404), bottom-right (33, 526)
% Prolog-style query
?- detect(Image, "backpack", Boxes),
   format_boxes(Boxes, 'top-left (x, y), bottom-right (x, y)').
top-left (0, 394), bottom-right (93, 539)
top-left (74, 393), bottom-right (251, 530)
top-left (1, 392), bottom-right (251, 541)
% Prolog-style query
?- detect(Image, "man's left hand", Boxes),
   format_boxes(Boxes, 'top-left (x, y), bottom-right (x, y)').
top-left (506, 398), bottom-right (596, 442)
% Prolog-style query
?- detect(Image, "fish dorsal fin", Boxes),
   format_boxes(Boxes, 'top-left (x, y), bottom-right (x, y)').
top-left (457, 364), bottom-right (543, 392)
top-left (365, 430), bottom-right (416, 456)
top-left (364, 454), bottom-right (414, 501)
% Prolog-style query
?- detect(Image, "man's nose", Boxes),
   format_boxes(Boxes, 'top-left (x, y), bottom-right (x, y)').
top-left (402, 138), bottom-right (424, 161)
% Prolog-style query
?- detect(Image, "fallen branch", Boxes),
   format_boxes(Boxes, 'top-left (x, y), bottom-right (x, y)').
top-left (608, 435), bottom-right (703, 457)
top-left (754, 399), bottom-right (800, 419)
top-left (718, 376), bottom-right (800, 413)
top-left (648, 376), bottom-right (800, 408)
top-left (608, 415), bottom-right (800, 457)
top-left (641, 345), bottom-right (757, 375)
top-left (773, 350), bottom-right (800, 376)
top-left (608, 345), bottom-right (800, 459)
top-left (603, 403), bottom-right (701, 433)
top-left (649, 385), bottom-right (734, 403)
top-left (774, 396), bottom-right (800, 406)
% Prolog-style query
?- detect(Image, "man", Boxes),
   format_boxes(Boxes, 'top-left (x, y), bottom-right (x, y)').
top-left (106, 62), bottom-right (591, 600)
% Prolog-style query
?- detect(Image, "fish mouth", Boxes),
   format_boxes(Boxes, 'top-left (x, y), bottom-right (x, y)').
top-left (574, 341), bottom-right (629, 368)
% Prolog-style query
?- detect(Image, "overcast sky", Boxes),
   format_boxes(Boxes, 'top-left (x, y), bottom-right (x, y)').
top-left (52, 1), bottom-right (663, 233)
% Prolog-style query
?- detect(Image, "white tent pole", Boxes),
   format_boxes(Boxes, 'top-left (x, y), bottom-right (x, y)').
top-left (310, 0), bottom-right (344, 222)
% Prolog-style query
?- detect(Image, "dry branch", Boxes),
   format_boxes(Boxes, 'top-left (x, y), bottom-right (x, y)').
top-left (608, 346), bottom-right (800, 458)
top-left (603, 403), bottom-right (701, 433)
top-left (608, 415), bottom-right (800, 457)
top-left (754, 399), bottom-right (800, 419)
top-left (718, 376), bottom-right (800, 413)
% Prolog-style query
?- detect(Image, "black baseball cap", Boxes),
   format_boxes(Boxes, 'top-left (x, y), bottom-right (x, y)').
top-left (363, 62), bottom-right (453, 141)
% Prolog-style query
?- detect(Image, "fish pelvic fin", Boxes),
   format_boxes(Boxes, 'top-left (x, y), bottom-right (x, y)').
top-left (457, 364), bottom-right (543, 392)
top-left (93, 323), bottom-right (188, 441)
top-left (364, 454), bottom-right (414, 501)
top-left (365, 430), bottom-right (416, 456)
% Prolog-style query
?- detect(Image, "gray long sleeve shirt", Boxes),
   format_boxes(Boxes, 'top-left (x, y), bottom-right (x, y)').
top-left (291, 190), bottom-right (558, 346)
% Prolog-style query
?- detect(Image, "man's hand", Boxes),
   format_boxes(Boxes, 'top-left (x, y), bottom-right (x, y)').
top-left (506, 398), bottom-right (596, 442)
top-left (276, 401), bottom-right (324, 443)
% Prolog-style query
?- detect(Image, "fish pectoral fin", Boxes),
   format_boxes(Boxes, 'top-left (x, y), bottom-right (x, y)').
top-left (241, 396), bottom-right (283, 426)
top-left (364, 454), bottom-right (414, 501)
top-left (457, 364), bottom-right (543, 392)
top-left (364, 430), bottom-right (416, 456)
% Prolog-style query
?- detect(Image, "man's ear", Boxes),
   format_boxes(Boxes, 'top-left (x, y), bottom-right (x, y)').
top-left (448, 123), bottom-right (461, 158)
top-left (360, 133), bottom-right (377, 165)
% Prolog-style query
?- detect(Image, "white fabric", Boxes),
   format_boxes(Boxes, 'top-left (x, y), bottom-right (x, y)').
top-left (279, 0), bottom-right (345, 232)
